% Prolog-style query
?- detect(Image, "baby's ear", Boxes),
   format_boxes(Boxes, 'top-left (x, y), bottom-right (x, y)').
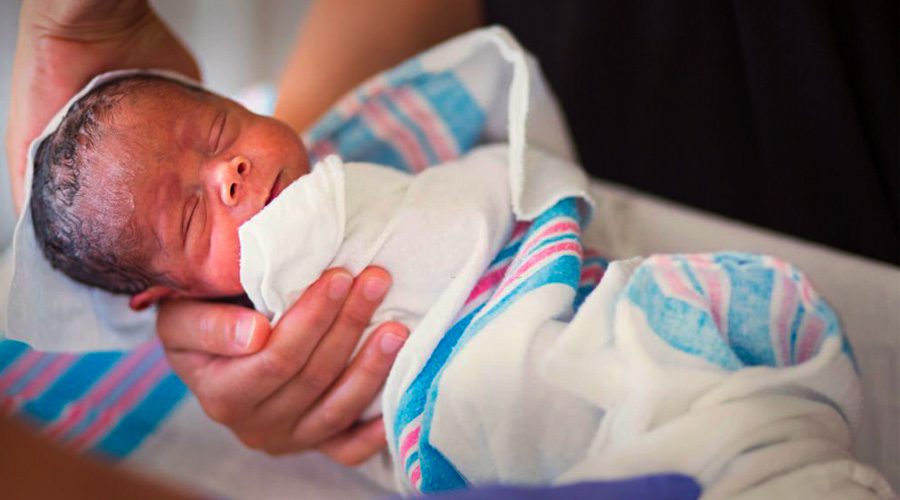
top-left (129, 286), bottom-right (178, 311)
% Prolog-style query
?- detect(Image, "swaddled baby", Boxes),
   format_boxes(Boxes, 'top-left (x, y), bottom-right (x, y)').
top-left (31, 74), bottom-right (515, 331)
top-left (29, 74), bottom-right (892, 498)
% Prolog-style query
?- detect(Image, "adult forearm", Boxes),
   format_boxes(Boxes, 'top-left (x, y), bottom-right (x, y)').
top-left (274, 0), bottom-right (483, 134)
top-left (0, 414), bottom-right (192, 499)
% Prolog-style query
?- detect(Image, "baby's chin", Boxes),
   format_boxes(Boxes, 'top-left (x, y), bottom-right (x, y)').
top-left (191, 272), bottom-right (245, 299)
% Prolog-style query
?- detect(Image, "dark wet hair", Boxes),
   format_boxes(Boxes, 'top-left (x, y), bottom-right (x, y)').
top-left (30, 75), bottom-right (198, 294)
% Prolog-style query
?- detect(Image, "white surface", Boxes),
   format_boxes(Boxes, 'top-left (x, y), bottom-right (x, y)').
top-left (126, 397), bottom-right (395, 500)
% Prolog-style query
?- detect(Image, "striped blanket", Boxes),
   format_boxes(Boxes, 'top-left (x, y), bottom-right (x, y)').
top-left (382, 245), bottom-right (880, 496)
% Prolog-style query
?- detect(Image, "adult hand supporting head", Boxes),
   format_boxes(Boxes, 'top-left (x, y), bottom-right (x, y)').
top-left (157, 267), bottom-right (409, 465)
top-left (6, 0), bottom-right (200, 213)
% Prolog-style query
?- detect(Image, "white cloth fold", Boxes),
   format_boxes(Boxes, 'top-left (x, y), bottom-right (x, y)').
top-left (238, 143), bottom-right (590, 336)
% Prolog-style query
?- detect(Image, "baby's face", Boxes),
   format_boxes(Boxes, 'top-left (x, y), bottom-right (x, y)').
top-left (95, 83), bottom-right (309, 306)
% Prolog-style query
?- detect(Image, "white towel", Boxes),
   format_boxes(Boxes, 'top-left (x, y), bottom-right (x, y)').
top-left (238, 143), bottom-right (591, 419)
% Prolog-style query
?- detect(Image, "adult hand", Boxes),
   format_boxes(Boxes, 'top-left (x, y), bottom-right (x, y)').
top-left (6, 0), bottom-right (199, 213)
top-left (157, 267), bottom-right (409, 465)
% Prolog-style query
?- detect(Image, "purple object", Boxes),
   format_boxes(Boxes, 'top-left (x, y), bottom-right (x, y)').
top-left (389, 474), bottom-right (701, 499)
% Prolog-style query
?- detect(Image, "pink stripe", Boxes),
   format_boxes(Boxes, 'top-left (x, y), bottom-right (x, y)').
top-left (579, 266), bottom-right (605, 285)
top-left (391, 88), bottom-right (458, 160)
top-left (518, 220), bottom-right (579, 259)
top-left (685, 255), bottom-right (728, 336)
top-left (409, 464), bottom-right (422, 487)
top-left (496, 241), bottom-right (582, 297)
top-left (651, 255), bottom-right (707, 309)
top-left (46, 342), bottom-right (157, 439)
top-left (0, 351), bottom-right (44, 391)
top-left (583, 247), bottom-right (607, 260)
top-left (3, 355), bottom-right (76, 414)
top-left (796, 315), bottom-right (825, 363)
top-left (465, 266), bottom-right (508, 305)
top-left (15, 354), bottom-right (76, 400)
top-left (765, 257), bottom-right (808, 365)
top-left (71, 358), bottom-right (169, 450)
top-left (360, 100), bottom-right (430, 171)
top-left (774, 272), bottom-right (800, 365)
top-left (400, 425), bottom-right (422, 458)
top-left (511, 222), bottom-right (530, 241)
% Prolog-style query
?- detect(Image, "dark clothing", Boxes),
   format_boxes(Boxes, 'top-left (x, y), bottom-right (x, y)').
top-left (485, 0), bottom-right (899, 264)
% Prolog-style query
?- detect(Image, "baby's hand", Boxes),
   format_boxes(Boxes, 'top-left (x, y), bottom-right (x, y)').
top-left (5, 0), bottom-right (199, 213)
top-left (156, 266), bottom-right (409, 464)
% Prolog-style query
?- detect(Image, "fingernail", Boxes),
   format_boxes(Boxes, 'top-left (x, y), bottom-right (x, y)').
top-left (236, 315), bottom-right (256, 349)
top-left (379, 331), bottom-right (406, 355)
top-left (363, 277), bottom-right (389, 302)
top-left (328, 272), bottom-right (353, 300)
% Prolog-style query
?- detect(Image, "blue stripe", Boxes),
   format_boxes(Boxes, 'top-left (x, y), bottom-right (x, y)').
top-left (413, 199), bottom-right (585, 492)
top-left (583, 255), bottom-right (610, 268)
top-left (306, 109), bottom-right (347, 144)
top-left (21, 352), bottom-right (121, 424)
top-left (393, 307), bottom-right (482, 439)
top-left (625, 265), bottom-right (743, 371)
top-left (332, 115), bottom-right (410, 172)
top-left (0, 340), bottom-right (29, 375)
top-left (788, 304), bottom-right (805, 364)
top-left (61, 348), bottom-right (164, 442)
top-left (418, 254), bottom-right (583, 493)
top-left (721, 263), bottom-right (778, 367)
top-left (491, 237), bottom-right (525, 265)
top-left (409, 72), bottom-right (485, 153)
top-left (385, 59), bottom-right (424, 87)
top-left (94, 373), bottom-right (188, 458)
top-left (405, 450), bottom-right (420, 472)
top-left (676, 256), bottom-right (707, 298)
top-left (574, 285), bottom-right (597, 311)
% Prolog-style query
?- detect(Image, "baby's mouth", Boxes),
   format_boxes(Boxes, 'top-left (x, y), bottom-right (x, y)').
top-left (265, 171), bottom-right (283, 206)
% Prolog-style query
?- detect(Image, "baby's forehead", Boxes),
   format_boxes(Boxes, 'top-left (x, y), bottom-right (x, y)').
top-left (100, 82), bottom-right (216, 154)
top-left (113, 81), bottom-right (211, 124)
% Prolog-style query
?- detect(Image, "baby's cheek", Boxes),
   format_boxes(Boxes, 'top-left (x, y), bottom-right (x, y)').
top-left (204, 226), bottom-right (244, 295)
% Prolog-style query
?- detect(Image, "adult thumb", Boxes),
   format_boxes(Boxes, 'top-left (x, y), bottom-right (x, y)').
top-left (156, 299), bottom-right (270, 356)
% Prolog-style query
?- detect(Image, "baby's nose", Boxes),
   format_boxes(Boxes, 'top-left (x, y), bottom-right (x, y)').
top-left (217, 156), bottom-right (252, 207)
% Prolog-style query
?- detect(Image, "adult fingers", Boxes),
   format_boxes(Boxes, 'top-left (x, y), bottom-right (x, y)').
top-left (317, 418), bottom-right (388, 466)
top-left (240, 268), bottom-right (395, 449)
top-left (185, 269), bottom-right (355, 422)
top-left (289, 322), bottom-right (408, 449)
top-left (157, 300), bottom-right (270, 356)
top-left (268, 268), bottom-right (392, 410)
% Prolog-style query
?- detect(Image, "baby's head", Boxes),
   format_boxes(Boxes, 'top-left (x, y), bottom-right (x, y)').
top-left (31, 75), bottom-right (309, 310)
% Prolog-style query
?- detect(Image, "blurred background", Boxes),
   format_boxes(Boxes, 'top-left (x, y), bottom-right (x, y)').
top-left (0, 0), bottom-right (313, 248)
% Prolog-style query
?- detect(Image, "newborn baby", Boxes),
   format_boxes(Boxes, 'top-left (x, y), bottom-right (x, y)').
top-left (31, 75), bottom-right (311, 308)
top-left (28, 74), bottom-right (889, 498)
